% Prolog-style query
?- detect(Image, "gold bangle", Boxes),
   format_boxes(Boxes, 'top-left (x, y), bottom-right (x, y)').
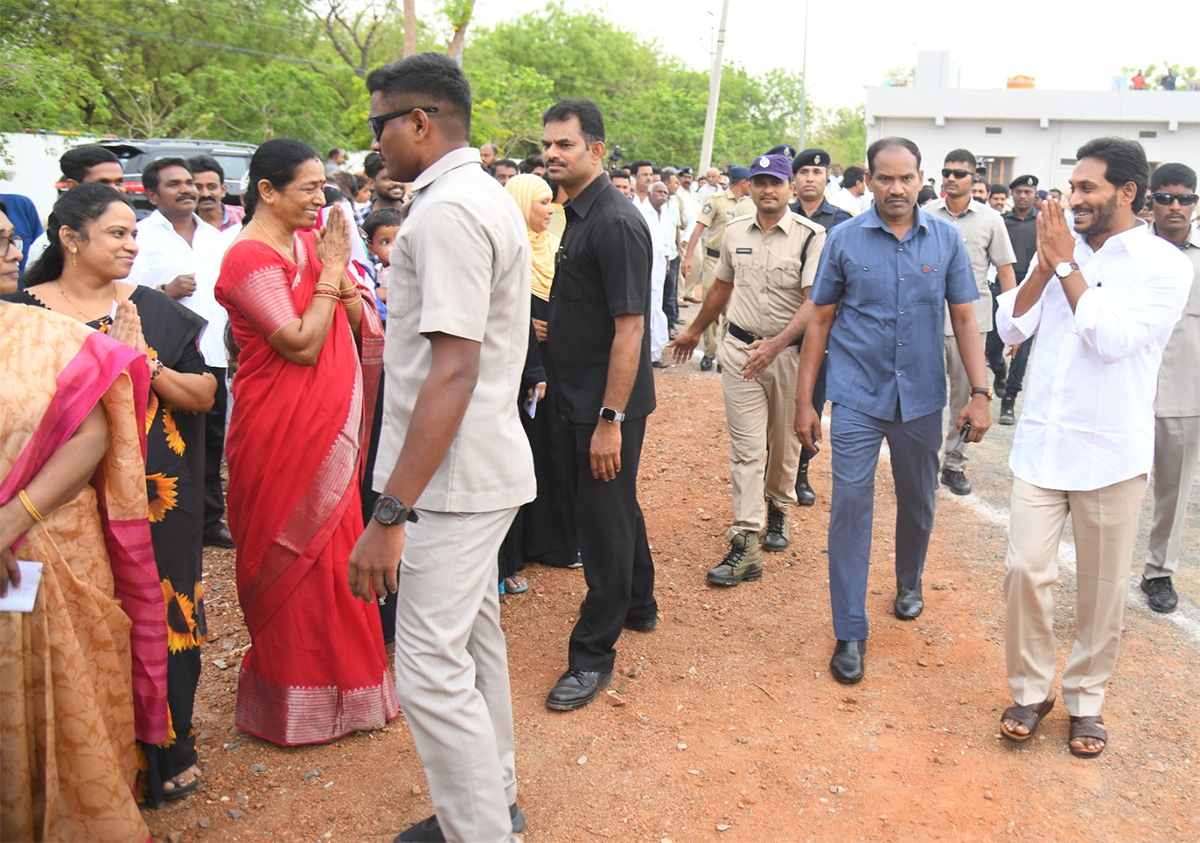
top-left (316, 283), bottom-right (340, 294)
top-left (19, 490), bottom-right (43, 522)
top-left (313, 291), bottom-right (340, 300)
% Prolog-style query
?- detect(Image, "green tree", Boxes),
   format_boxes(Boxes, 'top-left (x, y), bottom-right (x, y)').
top-left (810, 104), bottom-right (866, 168)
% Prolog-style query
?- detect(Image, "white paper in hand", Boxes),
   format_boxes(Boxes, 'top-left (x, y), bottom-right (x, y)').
top-left (523, 391), bottom-right (539, 419)
top-left (0, 561), bottom-right (44, 613)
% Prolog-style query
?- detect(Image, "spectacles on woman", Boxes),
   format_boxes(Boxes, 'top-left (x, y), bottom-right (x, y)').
top-left (368, 106), bottom-right (439, 141)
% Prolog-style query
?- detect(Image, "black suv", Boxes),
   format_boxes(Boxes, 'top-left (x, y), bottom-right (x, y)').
top-left (57, 139), bottom-right (257, 218)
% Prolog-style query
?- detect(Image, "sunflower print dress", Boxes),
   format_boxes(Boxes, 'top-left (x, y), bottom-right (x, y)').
top-left (3, 284), bottom-right (210, 806)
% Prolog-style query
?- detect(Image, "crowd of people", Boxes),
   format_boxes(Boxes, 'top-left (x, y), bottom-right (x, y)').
top-left (1, 48), bottom-right (1198, 843)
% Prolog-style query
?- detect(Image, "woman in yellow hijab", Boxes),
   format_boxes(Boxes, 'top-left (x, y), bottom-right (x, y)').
top-left (498, 174), bottom-right (579, 589)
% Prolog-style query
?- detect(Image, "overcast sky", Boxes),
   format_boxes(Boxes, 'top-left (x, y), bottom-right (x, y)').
top-left (472, 0), bottom-right (1200, 110)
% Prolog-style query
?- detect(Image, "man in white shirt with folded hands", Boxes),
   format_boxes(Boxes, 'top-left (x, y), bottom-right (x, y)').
top-left (994, 137), bottom-right (1191, 760)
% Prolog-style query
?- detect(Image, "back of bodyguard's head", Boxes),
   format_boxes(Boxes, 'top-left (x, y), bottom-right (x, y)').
top-left (1076, 136), bottom-right (1149, 213)
top-left (1150, 162), bottom-right (1197, 192)
top-left (366, 51), bottom-right (472, 138)
top-left (542, 99), bottom-right (605, 146)
top-left (61, 145), bottom-right (120, 183)
top-left (867, 137), bottom-right (921, 173)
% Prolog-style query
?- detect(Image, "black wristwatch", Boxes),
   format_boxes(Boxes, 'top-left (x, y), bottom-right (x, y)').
top-left (599, 406), bottom-right (626, 423)
top-left (373, 494), bottom-right (419, 526)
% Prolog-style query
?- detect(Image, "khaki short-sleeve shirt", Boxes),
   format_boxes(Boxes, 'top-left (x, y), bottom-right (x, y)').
top-left (926, 198), bottom-right (1016, 334)
top-left (374, 147), bottom-right (536, 512)
top-left (1155, 224), bottom-right (1200, 417)
top-left (714, 212), bottom-right (827, 337)
top-left (699, 189), bottom-right (755, 252)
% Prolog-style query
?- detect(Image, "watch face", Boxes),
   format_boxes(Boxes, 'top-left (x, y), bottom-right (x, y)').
top-left (374, 495), bottom-right (403, 525)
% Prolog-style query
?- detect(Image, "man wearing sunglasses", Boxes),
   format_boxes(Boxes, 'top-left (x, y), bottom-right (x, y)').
top-left (926, 149), bottom-right (1016, 496)
top-left (1140, 163), bottom-right (1200, 614)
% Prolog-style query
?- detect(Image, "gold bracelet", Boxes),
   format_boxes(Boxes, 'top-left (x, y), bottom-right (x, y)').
top-left (19, 490), bottom-right (43, 522)
top-left (315, 283), bottom-right (340, 294)
top-left (313, 292), bottom-right (340, 302)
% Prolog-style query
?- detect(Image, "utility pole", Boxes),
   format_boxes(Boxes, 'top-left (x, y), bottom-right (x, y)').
top-left (698, 0), bottom-right (730, 174)
top-left (797, 0), bottom-right (809, 150)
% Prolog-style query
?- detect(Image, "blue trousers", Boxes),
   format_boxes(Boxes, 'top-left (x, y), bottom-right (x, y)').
top-left (828, 403), bottom-right (942, 641)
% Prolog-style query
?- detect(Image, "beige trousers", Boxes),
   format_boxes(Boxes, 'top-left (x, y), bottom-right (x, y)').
top-left (1144, 414), bottom-right (1200, 579)
top-left (700, 254), bottom-right (720, 358)
top-left (1004, 474), bottom-right (1147, 716)
top-left (941, 332), bottom-right (987, 472)
top-left (719, 336), bottom-right (800, 538)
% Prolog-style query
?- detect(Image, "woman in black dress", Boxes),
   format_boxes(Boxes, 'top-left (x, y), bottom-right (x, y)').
top-left (4, 184), bottom-right (216, 806)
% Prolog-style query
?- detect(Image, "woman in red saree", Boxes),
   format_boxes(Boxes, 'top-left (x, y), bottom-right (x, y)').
top-left (215, 139), bottom-right (395, 745)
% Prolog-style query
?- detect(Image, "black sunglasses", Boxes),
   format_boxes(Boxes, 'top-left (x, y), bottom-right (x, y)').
top-left (941, 168), bottom-right (972, 179)
top-left (1150, 191), bottom-right (1199, 207)
top-left (368, 106), bottom-right (439, 140)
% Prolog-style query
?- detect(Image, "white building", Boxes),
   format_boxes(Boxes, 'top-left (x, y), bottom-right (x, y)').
top-left (866, 52), bottom-right (1200, 190)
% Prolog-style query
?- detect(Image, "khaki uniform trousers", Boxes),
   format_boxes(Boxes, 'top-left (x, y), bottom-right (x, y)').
top-left (941, 332), bottom-right (987, 471)
top-left (394, 507), bottom-right (522, 843)
top-left (700, 254), bottom-right (721, 358)
top-left (718, 335), bottom-right (800, 538)
top-left (1004, 474), bottom-right (1146, 717)
top-left (1144, 414), bottom-right (1200, 579)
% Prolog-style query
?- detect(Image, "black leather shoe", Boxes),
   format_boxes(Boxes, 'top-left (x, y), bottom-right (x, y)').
top-left (999, 396), bottom-right (1016, 425)
top-left (393, 802), bottom-right (527, 842)
top-left (830, 639), bottom-right (865, 684)
top-left (203, 523), bottom-right (235, 549)
top-left (795, 462), bottom-right (816, 506)
top-left (1141, 576), bottom-right (1178, 613)
top-left (993, 370), bottom-right (1007, 400)
top-left (700, 355), bottom-right (714, 371)
top-left (624, 614), bottom-right (659, 632)
top-left (894, 581), bottom-right (924, 620)
top-left (546, 669), bottom-right (612, 710)
top-left (940, 468), bottom-right (972, 496)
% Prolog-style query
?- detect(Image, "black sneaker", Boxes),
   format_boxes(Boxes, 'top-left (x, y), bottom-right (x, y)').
top-left (700, 355), bottom-right (714, 371)
top-left (999, 396), bottom-right (1016, 425)
top-left (940, 468), bottom-right (972, 496)
top-left (993, 370), bottom-right (1007, 400)
top-left (795, 462), bottom-right (815, 506)
top-left (1140, 576), bottom-right (1178, 614)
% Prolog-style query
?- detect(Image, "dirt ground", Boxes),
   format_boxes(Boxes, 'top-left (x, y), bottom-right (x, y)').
top-left (145, 350), bottom-right (1200, 843)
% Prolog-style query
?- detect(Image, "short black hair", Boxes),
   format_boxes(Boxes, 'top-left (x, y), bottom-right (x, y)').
top-left (519, 154), bottom-right (544, 174)
top-left (1150, 162), bottom-right (1197, 192)
top-left (917, 186), bottom-right (938, 205)
top-left (494, 159), bottom-right (519, 172)
top-left (609, 169), bottom-right (631, 181)
top-left (364, 152), bottom-right (386, 180)
top-left (842, 166), bottom-right (865, 187)
top-left (542, 99), bottom-right (605, 146)
top-left (363, 207), bottom-right (404, 240)
top-left (187, 154), bottom-right (224, 182)
top-left (867, 137), bottom-right (921, 174)
top-left (143, 157), bottom-right (191, 194)
top-left (944, 148), bottom-right (977, 171)
top-left (60, 145), bottom-right (120, 183)
top-left (366, 51), bottom-right (472, 138)
top-left (989, 183), bottom-right (1008, 196)
top-left (328, 147), bottom-right (343, 159)
top-left (354, 173), bottom-right (369, 192)
top-left (629, 159), bottom-right (654, 175)
top-left (1075, 136), bottom-right (1150, 213)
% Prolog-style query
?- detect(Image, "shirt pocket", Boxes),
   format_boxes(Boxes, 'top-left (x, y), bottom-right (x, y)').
top-left (768, 256), bottom-right (803, 291)
top-left (910, 265), bottom-right (944, 306)
top-left (845, 262), bottom-right (888, 304)
top-left (731, 254), bottom-right (754, 287)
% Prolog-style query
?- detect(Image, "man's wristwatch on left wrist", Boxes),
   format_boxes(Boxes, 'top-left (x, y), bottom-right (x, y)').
top-left (971, 386), bottom-right (993, 400)
top-left (599, 407), bottom-right (626, 423)
top-left (373, 494), bottom-right (419, 526)
top-left (1054, 261), bottom-right (1079, 279)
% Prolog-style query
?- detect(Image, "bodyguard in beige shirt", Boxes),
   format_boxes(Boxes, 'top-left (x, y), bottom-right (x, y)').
top-left (671, 153), bottom-right (825, 586)
top-left (350, 53), bottom-right (533, 843)
top-left (1140, 164), bottom-right (1200, 614)
top-left (925, 149), bottom-right (1016, 495)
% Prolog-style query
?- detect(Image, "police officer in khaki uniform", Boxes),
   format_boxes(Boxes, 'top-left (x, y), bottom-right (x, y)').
top-left (682, 165), bottom-right (754, 370)
top-left (670, 154), bottom-right (826, 584)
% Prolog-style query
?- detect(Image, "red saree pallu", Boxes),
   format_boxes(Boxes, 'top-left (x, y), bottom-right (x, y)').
top-left (216, 231), bottom-right (396, 746)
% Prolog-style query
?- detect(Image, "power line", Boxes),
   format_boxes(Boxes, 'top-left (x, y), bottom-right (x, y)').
top-left (1, 3), bottom-right (357, 72)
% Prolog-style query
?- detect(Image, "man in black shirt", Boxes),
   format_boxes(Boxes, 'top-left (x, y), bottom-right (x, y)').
top-left (541, 98), bottom-right (658, 711)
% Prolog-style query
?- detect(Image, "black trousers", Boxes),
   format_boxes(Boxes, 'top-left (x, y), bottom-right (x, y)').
top-left (203, 367), bottom-right (228, 532)
top-left (663, 256), bottom-right (681, 328)
top-left (567, 415), bottom-right (656, 673)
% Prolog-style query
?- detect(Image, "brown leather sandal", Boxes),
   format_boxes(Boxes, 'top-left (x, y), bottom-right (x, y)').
top-left (1068, 715), bottom-right (1107, 759)
top-left (1000, 696), bottom-right (1055, 744)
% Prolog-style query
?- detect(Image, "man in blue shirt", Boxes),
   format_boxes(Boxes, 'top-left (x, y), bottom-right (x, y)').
top-left (795, 137), bottom-right (993, 684)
